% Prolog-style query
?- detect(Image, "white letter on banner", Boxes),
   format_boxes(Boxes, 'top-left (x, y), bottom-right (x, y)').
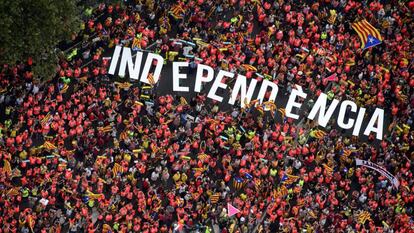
top-left (195, 64), bottom-right (214, 92)
top-left (256, 80), bottom-right (279, 108)
top-left (352, 107), bottom-right (366, 137)
top-left (118, 47), bottom-right (143, 80)
top-left (140, 53), bottom-right (164, 84)
top-left (207, 70), bottom-right (233, 102)
top-left (108, 45), bottom-right (122, 75)
top-left (228, 75), bottom-right (257, 108)
top-left (363, 108), bottom-right (384, 140)
top-left (337, 100), bottom-right (357, 129)
top-left (285, 85), bottom-right (307, 119)
top-left (172, 62), bottom-right (189, 92)
top-left (308, 93), bottom-right (339, 127)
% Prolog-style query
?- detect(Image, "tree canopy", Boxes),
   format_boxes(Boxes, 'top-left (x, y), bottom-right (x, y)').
top-left (0, 0), bottom-right (81, 79)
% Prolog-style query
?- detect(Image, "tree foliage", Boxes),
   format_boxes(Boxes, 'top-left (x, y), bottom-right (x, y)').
top-left (0, 0), bottom-right (81, 79)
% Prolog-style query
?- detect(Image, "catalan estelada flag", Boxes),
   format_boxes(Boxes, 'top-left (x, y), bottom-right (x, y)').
top-left (232, 177), bottom-right (245, 190)
top-left (351, 20), bottom-right (383, 50)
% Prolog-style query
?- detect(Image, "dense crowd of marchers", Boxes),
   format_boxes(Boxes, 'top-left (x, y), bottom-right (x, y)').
top-left (0, 0), bottom-right (414, 233)
top-left (110, 46), bottom-right (385, 140)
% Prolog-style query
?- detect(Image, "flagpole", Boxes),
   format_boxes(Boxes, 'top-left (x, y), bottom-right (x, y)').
top-left (251, 200), bottom-right (271, 233)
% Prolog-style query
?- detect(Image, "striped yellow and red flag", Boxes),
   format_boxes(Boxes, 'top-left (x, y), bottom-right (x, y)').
top-left (254, 179), bottom-right (261, 190)
top-left (210, 193), bottom-right (220, 204)
top-left (28, 215), bottom-right (35, 232)
top-left (284, 174), bottom-right (299, 185)
top-left (357, 211), bottom-right (372, 224)
top-left (112, 163), bottom-right (124, 177)
top-left (102, 224), bottom-right (112, 233)
top-left (131, 37), bottom-right (141, 49)
top-left (322, 163), bottom-right (333, 174)
top-left (40, 113), bottom-right (51, 127)
top-left (60, 84), bottom-right (69, 94)
top-left (147, 73), bottom-right (155, 86)
top-left (232, 177), bottom-right (245, 190)
top-left (3, 159), bottom-right (12, 176)
top-left (310, 129), bottom-right (327, 139)
top-left (197, 153), bottom-right (209, 161)
top-left (327, 10), bottom-right (337, 25)
top-left (43, 141), bottom-right (57, 150)
top-left (274, 185), bottom-right (288, 198)
top-left (351, 20), bottom-right (383, 49)
top-left (343, 149), bottom-right (353, 157)
top-left (98, 125), bottom-right (112, 133)
top-left (241, 64), bottom-right (257, 72)
top-left (86, 190), bottom-right (104, 200)
top-left (7, 188), bottom-right (19, 196)
top-left (169, 4), bottom-right (185, 19)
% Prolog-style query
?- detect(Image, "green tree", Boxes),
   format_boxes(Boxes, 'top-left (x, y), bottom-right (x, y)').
top-left (0, 0), bottom-right (81, 79)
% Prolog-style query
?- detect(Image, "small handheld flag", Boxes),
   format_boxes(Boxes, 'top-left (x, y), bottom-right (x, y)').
top-left (210, 193), bottom-right (220, 204)
top-left (227, 203), bottom-right (241, 217)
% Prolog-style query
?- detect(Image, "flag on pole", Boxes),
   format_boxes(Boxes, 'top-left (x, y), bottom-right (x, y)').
top-left (86, 190), bottom-right (104, 200)
top-left (112, 163), bottom-right (123, 177)
top-left (43, 141), bottom-right (57, 150)
top-left (323, 73), bottom-right (338, 83)
top-left (310, 129), bottom-right (327, 139)
top-left (180, 96), bottom-right (188, 105)
top-left (327, 10), bottom-right (337, 25)
top-left (60, 84), bottom-right (69, 94)
top-left (115, 82), bottom-right (132, 90)
top-left (227, 203), bottom-right (241, 217)
top-left (282, 174), bottom-right (299, 185)
top-left (7, 188), bottom-right (19, 196)
top-left (241, 64), bottom-right (257, 72)
top-left (169, 4), bottom-right (185, 20)
top-left (28, 215), bottom-right (35, 233)
top-left (351, 20), bottom-right (383, 50)
top-left (132, 37), bottom-right (141, 50)
top-left (3, 159), bottom-right (11, 176)
top-left (197, 153), bottom-right (209, 161)
top-left (322, 163), bottom-right (334, 174)
top-left (102, 224), bottom-right (112, 233)
top-left (254, 178), bottom-right (262, 190)
top-left (232, 177), bottom-right (245, 190)
top-left (357, 210), bottom-right (372, 224)
top-left (147, 73), bottom-right (155, 86)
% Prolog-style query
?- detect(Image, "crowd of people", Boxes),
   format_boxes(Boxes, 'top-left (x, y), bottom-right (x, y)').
top-left (1, 0), bottom-right (414, 232)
